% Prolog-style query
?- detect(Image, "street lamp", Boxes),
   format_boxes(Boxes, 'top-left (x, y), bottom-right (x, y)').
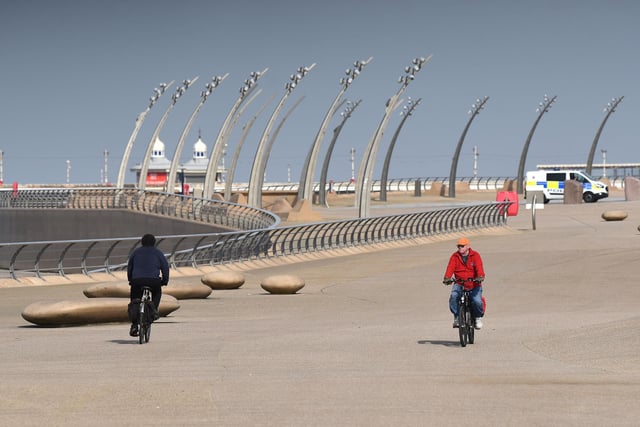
top-left (255, 95), bottom-right (306, 194)
top-left (318, 99), bottom-right (362, 207)
top-left (138, 77), bottom-right (198, 190)
top-left (166, 74), bottom-right (228, 193)
top-left (247, 63), bottom-right (316, 208)
top-left (356, 55), bottom-right (431, 218)
top-left (586, 96), bottom-right (623, 175)
top-left (297, 57), bottom-right (372, 205)
top-left (224, 93), bottom-right (273, 200)
top-left (380, 97), bottom-right (422, 202)
top-left (203, 69), bottom-right (268, 197)
top-left (516, 94), bottom-right (557, 194)
top-left (116, 81), bottom-right (173, 188)
top-left (448, 96), bottom-right (489, 198)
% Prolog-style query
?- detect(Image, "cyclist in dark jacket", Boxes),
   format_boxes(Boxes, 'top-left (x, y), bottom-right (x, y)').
top-left (127, 234), bottom-right (169, 336)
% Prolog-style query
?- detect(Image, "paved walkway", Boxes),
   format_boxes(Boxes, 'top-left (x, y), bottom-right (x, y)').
top-left (1, 193), bottom-right (639, 426)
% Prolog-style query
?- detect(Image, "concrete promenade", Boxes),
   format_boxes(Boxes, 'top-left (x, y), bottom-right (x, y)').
top-left (1, 192), bottom-right (639, 426)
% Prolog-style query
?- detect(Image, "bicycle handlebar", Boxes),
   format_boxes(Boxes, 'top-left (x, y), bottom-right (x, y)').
top-left (443, 277), bottom-right (483, 286)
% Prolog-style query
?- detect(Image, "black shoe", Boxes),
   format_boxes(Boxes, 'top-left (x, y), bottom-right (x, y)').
top-left (129, 324), bottom-right (139, 337)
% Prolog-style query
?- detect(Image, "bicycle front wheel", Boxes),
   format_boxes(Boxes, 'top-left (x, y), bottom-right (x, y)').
top-left (458, 310), bottom-right (467, 347)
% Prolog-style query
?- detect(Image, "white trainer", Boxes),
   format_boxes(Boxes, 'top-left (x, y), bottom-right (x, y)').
top-left (452, 318), bottom-right (460, 328)
top-left (474, 317), bottom-right (483, 330)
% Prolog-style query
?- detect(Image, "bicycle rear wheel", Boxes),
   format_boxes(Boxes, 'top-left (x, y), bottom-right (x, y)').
top-left (138, 303), bottom-right (146, 344)
top-left (144, 318), bottom-right (151, 343)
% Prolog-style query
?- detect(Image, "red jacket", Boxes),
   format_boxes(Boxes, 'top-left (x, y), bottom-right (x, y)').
top-left (444, 248), bottom-right (485, 289)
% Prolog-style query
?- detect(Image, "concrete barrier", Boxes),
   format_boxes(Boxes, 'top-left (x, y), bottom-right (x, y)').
top-left (22, 295), bottom-right (180, 326)
top-left (260, 274), bottom-right (305, 294)
top-left (201, 271), bottom-right (245, 290)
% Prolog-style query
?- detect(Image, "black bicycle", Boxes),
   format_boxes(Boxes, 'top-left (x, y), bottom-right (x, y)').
top-left (137, 286), bottom-right (156, 344)
top-left (447, 278), bottom-right (480, 347)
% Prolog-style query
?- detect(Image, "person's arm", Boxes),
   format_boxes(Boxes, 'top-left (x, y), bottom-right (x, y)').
top-left (443, 254), bottom-right (457, 283)
top-left (159, 251), bottom-right (170, 285)
top-left (473, 252), bottom-right (485, 281)
top-left (127, 254), bottom-right (134, 282)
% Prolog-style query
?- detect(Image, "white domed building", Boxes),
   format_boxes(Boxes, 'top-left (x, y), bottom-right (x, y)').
top-left (130, 134), bottom-right (225, 195)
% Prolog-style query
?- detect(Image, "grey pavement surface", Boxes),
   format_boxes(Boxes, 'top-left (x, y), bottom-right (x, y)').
top-left (1, 195), bottom-right (639, 426)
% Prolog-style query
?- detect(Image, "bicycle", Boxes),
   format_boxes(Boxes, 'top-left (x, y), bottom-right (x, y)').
top-left (445, 277), bottom-right (482, 347)
top-left (137, 286), bottom-right (157, 344)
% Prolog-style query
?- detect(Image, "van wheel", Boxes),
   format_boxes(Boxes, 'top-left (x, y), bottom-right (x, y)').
top-left (543, 195), bottom-right (550, 204)
top-left (583, 192), bottom-right (596, 203)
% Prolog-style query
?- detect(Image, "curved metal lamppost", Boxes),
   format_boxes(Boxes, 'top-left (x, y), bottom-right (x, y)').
top-left (116, 81), bottom-right (173, 188)
top-left (318, 100), bottom-right (361, 207)
top-left (516, 94), bottom-right (557, 194)
top-left (203, 69), bottom-right (268, 197)
top-left (586, 96), bottom-right (623, 175)
top-left (257, 96), bottom-right (305, 187)
top-left (356, 55), bottom-right (431, 218)
top-left (138, 77), bottom-right (198, 190)
top-left (224, 93), bottom-right (273, 200)
top-left (380, 97), bottom-right (422, 202)
top-left (166, 74), bottom-right (228, 193)
top-left (297, 57), bottom-right (372, 204)
top-left (448, 96), bottom-right (489, 198)
top-left (247, 63), bottom-right (316, 208)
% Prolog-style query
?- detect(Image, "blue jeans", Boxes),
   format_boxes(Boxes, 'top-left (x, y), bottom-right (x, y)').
top-left (449, 284), bottom-right (484, 318)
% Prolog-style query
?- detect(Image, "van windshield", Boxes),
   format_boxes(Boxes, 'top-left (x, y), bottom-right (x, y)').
top-left (579, 171), bottom-right (596, 181)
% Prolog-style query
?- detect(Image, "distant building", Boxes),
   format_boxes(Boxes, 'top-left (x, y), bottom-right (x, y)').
top-left (130, 135), bottom-right (224, 195)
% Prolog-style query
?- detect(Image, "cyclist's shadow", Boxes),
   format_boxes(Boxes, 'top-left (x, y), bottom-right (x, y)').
top-left (110, 339), bottom-right (142, 345)
top-left (417, 339), bottom-right (460, 347)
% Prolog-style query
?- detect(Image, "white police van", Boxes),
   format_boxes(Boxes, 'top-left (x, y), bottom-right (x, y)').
top-left (525, 170), bottom-right (608, 203)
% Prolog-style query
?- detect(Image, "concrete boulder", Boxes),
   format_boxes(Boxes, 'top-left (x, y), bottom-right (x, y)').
top-left (84, 282), bottom-right (212, 299)
top-left (164, 282), bottom-right (212, 299)
top-left (601, 211), bottom-right (628, 221)
top-left (22, 295), bottom-right (180, 326)
top-left (260, 274), bottom-right (305, 294)
top-left (201, 271), bottom-right (245, 290)
top-left (83, 282), bottom-right (130, 298)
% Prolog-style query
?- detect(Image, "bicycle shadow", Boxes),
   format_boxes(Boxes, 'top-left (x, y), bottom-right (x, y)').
top-left (110, 339), bottom-right (142, 345)
top-left (417, 339), bottom-right (460, 347)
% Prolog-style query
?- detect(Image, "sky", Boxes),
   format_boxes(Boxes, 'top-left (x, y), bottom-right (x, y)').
top-left (1, 0), bottom-right (639, 185)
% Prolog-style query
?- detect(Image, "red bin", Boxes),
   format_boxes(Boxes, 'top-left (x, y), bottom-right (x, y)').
top-left (496, 191), bottom-right (518, 216)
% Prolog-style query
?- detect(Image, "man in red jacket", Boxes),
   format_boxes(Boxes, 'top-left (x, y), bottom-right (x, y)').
top-left (443, 237), bottom-right (485, 329)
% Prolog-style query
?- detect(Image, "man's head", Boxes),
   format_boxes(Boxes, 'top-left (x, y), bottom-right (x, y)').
top-left (456, 237), bottom-right (470, 255)
top-left (141, 234), bottom-right (156, 247)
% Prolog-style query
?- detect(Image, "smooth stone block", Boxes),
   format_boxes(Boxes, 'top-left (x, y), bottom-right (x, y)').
top-left (164, 283), bottom-right (212, 299)
top-left (601, 211), bottom-right (628, 221)
top-left (260, 274), bottom-right (305, 294)
top-left (22, 295), bottom-right (180, 326)
top-left (84, 282), bottom-right (129, 298)
top-left (201, 271), bottom-right (245, 290)
top-left (84, 282), bottom-right (212, 299)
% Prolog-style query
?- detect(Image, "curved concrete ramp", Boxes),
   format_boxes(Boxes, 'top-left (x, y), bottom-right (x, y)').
top-left (22, 295), bottom-right (180, 326)
top-left (84, 282), bottom-right (212, 299)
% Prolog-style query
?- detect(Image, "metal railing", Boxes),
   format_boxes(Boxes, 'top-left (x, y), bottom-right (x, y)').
top-left (0, 202), bottom-right (511, 281)
top-left (229, 176), bottom-right (517, 194)
top-left (0, 187), bottom-right (280, 231)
